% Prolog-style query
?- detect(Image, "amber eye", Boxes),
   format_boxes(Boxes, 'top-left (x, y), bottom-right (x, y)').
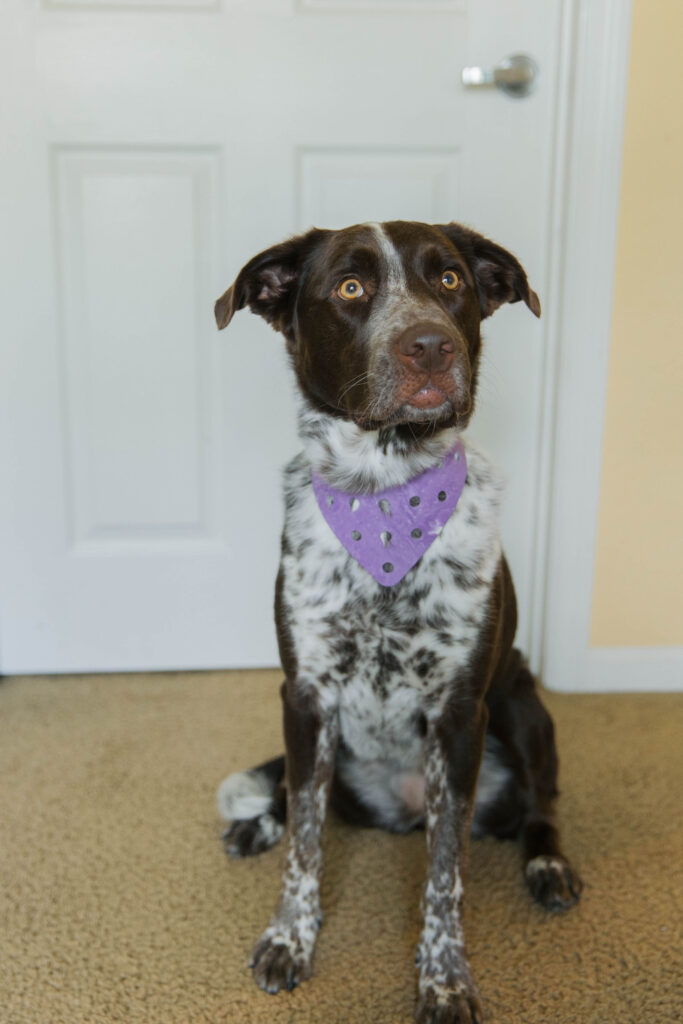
top-left (337, 277), bottom-right (364, 300)
top-left (441, 269), bottom-right (459, 290)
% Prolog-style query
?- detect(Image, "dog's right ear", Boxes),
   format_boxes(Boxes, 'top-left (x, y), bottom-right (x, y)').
top-left (214, 228), bottom-right (327, 335)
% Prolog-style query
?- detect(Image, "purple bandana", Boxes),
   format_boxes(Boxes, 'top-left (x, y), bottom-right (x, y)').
top-left (312, 440), bottom-right (467, 586)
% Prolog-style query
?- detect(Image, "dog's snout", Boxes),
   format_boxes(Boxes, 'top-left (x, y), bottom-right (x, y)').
top-left (396, 325), bottom-right (456, 375)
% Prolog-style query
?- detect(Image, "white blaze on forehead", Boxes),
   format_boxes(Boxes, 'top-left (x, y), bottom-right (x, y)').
top-left (368, 222), bottom-right (407, 291)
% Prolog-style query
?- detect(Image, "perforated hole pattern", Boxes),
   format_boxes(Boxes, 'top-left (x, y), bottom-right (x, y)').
top-left (311, 440), bottom-right (467, 587)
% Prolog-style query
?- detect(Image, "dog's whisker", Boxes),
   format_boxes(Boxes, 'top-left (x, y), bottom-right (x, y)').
top-left (336, 370), bottom-right (372, 406)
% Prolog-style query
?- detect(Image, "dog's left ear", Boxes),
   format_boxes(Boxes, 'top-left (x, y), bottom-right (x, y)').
top-left (436, 223), bottom-right (541, 320)
top-left (214, 228), bottom-right (327, 335)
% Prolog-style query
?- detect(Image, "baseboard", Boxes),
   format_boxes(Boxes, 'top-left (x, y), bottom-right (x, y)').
top-left (546, 645), bottom-right (683, 693)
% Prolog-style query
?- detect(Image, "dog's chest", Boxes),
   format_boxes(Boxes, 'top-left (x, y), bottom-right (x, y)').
top-left (279, 442), bottom-right (503, 758)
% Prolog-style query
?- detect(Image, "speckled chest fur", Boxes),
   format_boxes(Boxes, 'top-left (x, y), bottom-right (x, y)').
top-left (281, 423), bottom-right (502, 737)
top-left (274, 401), bottom-right (510, 834)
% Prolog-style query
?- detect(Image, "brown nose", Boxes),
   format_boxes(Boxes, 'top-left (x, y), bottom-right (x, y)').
top-left (396, 325), bottom-right (455, 374)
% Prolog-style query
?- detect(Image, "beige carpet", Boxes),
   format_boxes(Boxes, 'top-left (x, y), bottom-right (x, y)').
top-left (0, 671), bottom-right (681, 1024)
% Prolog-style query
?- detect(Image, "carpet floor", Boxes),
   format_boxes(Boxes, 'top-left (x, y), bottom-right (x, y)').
top-left (0, 670), bottom-right (681, 1024)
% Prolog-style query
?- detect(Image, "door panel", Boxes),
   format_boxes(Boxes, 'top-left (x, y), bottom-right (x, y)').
top-left (298, 149), bottom-right (461, 228)
top-left (0, 0), bottom-right (561, 671)
top-left (55, 147), bottom-right (222, 546)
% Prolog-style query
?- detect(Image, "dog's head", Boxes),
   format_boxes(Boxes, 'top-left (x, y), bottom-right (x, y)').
top-left (215, 221), bottom-right (540, 433)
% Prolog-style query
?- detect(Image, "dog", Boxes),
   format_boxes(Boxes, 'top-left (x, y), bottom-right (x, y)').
top-left (214, 220), bottom-right (582, 1024)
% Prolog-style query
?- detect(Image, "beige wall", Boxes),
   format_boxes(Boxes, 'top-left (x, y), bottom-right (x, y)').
top-left (590, 0), bottom-right (683, 646)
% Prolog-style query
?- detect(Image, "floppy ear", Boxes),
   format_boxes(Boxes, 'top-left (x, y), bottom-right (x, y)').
top-left (436, 223), bottom-right (541, 320)
top-left (214, 228), bottom-right (327, 335)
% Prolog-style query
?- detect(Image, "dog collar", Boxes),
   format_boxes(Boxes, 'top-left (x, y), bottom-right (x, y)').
top-left (312, 440), bottom-right (467, 586)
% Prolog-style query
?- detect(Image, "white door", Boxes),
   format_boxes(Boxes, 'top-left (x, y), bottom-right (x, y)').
top-left (0, 0), bottom-right (562, 673)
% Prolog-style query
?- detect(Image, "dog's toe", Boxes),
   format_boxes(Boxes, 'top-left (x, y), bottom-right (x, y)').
top-left (525, 855), bottom-right (583, 911)
top-left (250, 932), bottom-right (312, 994)
top-left (222, 814), bottom-right (284, 858)
top-left (414, 982), bottom-right (484, 1024)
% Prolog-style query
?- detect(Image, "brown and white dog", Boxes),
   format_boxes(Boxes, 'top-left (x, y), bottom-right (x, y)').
top-left (214, 221), bottom-right (582, 1024)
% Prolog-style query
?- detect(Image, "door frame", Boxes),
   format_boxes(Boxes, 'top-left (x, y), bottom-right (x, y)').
top-left (534, 0), bottom-right (682, 692)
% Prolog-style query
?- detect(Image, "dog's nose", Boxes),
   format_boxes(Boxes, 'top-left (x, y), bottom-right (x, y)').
top-left (396, 326), bottom-right (455, 374)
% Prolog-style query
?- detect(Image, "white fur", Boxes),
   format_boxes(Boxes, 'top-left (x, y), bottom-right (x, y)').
top-left (298, 399), bottom-right (461, 493)
top-left (475, 745), bottom-right (511, 809)
top-left (369, 222), bottom-right (408, 292)
top-left (216, 770), bottom-right (273, 823)
top-left (223, 814), bottom-right (284, 858)
top-left (526, 855), bottom-right (565, 877)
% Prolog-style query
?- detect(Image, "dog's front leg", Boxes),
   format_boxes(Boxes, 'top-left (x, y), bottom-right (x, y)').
top-left (250, 681), bottom-right (338, 994)
top-left (415, 698), bottom-right (487, 1024)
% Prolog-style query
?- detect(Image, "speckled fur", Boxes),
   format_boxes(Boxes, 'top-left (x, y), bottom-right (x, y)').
top-left (249, 712), bottom-right (337, 993)
top-left (283, 401), bottom-right (503, 759)
top-left (250, 401), bottom-right (504, 1017)
top-left (214, 220), bottom-right (581, 1022)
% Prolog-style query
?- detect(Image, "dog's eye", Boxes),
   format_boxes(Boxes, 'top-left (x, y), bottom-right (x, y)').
top-left (337, 277), bottom-right (364, 301)
top-left (441, 270), bottom-right (459, 291)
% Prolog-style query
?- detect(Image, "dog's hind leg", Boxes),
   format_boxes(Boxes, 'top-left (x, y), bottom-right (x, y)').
top-left (485, 650), bottom-right (583, 911)
top-left (217, 755), bottom-right (286, 857)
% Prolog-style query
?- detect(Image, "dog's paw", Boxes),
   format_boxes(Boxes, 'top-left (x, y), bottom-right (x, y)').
top-left (525, 855), bottom-right (583, 911)
top-left (249, 928), bottom-right (314, 994)
top-left (414, 979), bottom-right (484, 1024)
top-left (221, 814), bottom-right (284, 858)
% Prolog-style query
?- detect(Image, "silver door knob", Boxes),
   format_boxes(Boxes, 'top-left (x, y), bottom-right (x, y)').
top-left (461, 54), bottom-right (539, 98)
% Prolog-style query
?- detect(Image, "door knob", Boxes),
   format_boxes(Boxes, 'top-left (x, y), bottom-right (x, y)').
top-left (461, 54), bottom-right (539, 99)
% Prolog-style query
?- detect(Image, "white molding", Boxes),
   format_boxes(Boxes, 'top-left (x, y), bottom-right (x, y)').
top-left (582, 647), bottom-right (683, 693)
top-left (527, 0), bottom-right (580, 675)
top-left (44, 0), bottom-right (218, 10)
top-left (537, 0), bottom-right (665, 692)
top-left (298, 1), bottom-right (465, 12)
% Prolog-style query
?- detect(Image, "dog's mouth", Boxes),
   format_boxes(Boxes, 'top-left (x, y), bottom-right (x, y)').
top-left (344, 368), bottom-right (465, 429)
top-left (392, 377), bottom-right (458, 424)
top-left (375, 389), bottom-right (456, 427)
top-left (406, 385), bottom-right (450, 410)
top-left (397, 397), bottom-right (454, 424)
